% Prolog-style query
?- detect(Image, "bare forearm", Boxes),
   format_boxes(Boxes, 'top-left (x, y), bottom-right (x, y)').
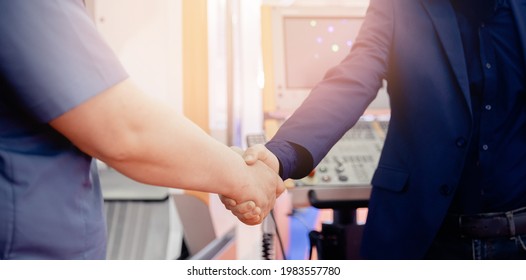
top-left (51, 79), bottom-right (249, 197)
top-left (106, 116), bottom-right (250, 197)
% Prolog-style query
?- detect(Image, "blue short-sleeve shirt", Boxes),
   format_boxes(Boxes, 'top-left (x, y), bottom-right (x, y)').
top-left (0, 0), bottom-right (128, 259)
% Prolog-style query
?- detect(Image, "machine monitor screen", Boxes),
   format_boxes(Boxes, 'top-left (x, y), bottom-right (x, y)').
top-left (271, 4), bottom-right (389, 112)
top-left (283, 16), bottom-right (363, 89)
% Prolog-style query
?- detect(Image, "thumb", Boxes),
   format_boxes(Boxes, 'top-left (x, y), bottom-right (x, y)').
top-left (242, 145), bottom-right (261, 165)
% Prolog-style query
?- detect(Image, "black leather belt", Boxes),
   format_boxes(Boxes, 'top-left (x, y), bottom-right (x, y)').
top-left (442, 207), bottom-right (526, 238)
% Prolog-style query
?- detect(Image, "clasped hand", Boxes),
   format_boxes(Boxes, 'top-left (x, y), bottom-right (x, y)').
top-left (220, 144), bottom-right (284, 225)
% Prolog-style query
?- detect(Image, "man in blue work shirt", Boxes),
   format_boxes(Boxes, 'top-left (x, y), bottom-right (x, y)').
top-left (0, 1), bottom-right (284, 259)
top-left (234, 0), bottom-right (526, 259)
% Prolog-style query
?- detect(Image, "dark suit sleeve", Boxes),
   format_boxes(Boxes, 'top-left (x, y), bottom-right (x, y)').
top-left (266, 139), bottom-right (313, 180)
top-left (266, 0), bottom-right (394, 179)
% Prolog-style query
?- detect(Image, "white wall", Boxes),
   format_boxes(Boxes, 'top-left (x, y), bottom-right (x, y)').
top-left (92, 0), bottom-right (183, 110)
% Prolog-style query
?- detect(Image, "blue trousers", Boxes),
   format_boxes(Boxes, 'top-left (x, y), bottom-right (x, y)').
top-left (425, 231), bottom-right (526, 259)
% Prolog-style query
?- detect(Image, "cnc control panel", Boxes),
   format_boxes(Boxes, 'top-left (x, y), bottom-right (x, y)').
top-left (297, 118), bottom-right (388, 187)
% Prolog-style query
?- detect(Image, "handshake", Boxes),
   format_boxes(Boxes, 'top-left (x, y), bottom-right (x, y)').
top-left (219, 144), bottom-right (286, 226)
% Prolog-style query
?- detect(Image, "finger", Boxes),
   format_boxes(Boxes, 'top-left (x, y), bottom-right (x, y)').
top-left (239, 215), bottom-right (261, 226)
top-left (232, 208), bottom-right (261, 225)
top-left (242, 144), bottom-right (267, 164)
top-left (219, 195), bottom-right (237, 210)
top-left (244, 144), bottom-right (280, 173)
top-left (230, 200), bottom-right (256, 214)
top-left (250, 205), bottom-right (262, 217)
top-left (243, 210), bottom-right (263, 225)
top-left (229, 202), bottom-right (262, 224)
top-left (242, 207), bottom-right (261, 221)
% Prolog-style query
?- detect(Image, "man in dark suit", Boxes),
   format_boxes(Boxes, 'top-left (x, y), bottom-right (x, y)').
top-left (228, 0), bottom-right (526, 259)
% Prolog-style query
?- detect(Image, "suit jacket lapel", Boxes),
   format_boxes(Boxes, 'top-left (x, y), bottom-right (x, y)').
top-left (421, 0), bottom-right (472, 114)
top-left (510, 0), bottom-right (526, 67)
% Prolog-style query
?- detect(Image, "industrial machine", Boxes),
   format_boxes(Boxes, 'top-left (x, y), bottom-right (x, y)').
top-left (294, 118), bottom-right (388, 259)
top-left (100, 168), bottom-right (235, 260)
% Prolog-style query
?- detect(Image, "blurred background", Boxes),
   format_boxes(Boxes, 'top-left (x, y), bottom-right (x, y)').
top-left (86, 0), bottom-right (389, 260)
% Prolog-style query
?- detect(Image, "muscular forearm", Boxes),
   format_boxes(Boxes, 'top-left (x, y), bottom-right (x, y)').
top-left (105, 115), bottom-right (254, 198)
top-left (50, 79), bottom-right (254, 198)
